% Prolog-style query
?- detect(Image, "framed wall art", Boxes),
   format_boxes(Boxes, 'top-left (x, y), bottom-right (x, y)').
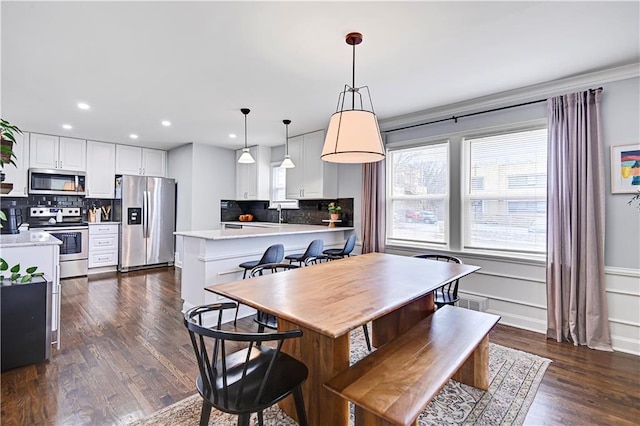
top-left (610, 143), bottom-right (640, 194)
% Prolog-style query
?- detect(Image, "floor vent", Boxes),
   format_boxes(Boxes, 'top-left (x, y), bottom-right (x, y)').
top-left (458, 295), bottom-right (488, 312)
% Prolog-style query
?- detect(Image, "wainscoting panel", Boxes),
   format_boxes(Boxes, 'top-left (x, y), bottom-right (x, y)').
top-left (386, 247), bottom-right (639, 355)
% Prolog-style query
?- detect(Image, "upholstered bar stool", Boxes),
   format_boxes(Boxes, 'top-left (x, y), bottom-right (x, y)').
top-left (285, 239), bottom-right (324, 266)
top-left (320, 234), bottom-right (356, 262)
top-left (234, 244), bottom-right (284, 325)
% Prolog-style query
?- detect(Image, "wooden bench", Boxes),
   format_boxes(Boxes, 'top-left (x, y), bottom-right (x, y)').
top-left (324, 305), bottom-right (501, 426)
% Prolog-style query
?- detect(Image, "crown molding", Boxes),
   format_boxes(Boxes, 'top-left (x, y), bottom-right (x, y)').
top-left (379, 63), bottom-right (640, 132)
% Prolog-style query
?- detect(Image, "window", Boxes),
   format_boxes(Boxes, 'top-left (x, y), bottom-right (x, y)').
top-left (269, 164), bottom-right (298, 209)
top-left (463, 128), bottom-right (547, 254)
top-left (387, 142), bottom-right (449, 246)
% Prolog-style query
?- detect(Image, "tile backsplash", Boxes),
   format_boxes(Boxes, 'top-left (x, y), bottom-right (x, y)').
top-left (221, 198), bottom-right (354, 227)
top-left (0, 195), bottom-right (115, 222)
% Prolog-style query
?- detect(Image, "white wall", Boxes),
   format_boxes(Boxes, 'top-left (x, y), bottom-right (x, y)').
top-left (167, 142), bottom-right (236, 266)
top-left (382, 66), bottom-right (640, 355)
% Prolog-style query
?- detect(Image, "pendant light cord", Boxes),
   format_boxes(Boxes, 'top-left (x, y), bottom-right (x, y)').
top-left (351, 41), bottom-right (356, 110)
top-left (244, 113), bottom-right (248, 149)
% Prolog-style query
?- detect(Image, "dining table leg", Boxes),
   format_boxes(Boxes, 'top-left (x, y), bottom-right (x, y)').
top-left (278, 317), bottom-right (350, 426)
top-left (371, 292), bottom-right (435, 347)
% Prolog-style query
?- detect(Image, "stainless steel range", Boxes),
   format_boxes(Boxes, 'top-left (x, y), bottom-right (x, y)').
top-left (28, 207), bottom-right (88, 278)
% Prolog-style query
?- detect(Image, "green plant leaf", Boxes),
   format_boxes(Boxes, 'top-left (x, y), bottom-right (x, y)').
top-left (26, 266), bottom-right (38, 274)
top-left (0, 259), bottom-right (8, 271)
top-left (10, 273), bottom-right (20, 281)
top-left (10, 264), bottom-right (20, 273)
top-left (20, 275), bottom-right (32, 283)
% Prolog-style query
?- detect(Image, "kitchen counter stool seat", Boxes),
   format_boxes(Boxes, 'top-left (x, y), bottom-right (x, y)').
top-left (235, 244), bottom-right (284, 325)
top-left (285, 239), bottom-right (324, 266)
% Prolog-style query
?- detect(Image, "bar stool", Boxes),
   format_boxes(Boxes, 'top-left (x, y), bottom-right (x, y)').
top-left (285, 239), bottom-right (324, 266)
top-left (320, 234), bottom-right (356, 262)
top-left (234, 244), bottom-right (284, 325)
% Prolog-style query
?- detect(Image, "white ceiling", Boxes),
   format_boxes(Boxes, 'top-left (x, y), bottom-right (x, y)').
top-left (2, 1), bottom-right (638, 151)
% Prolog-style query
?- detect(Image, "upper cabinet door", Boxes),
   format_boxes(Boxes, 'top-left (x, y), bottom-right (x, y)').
top-left (86, 141), bottom-right (116, 198)
top-left (29, 133), bottom-right (59, 169)
top-left (29, 134), bottom-right (86, 171)
top-left (285, 135), bottom-right (304, 199)
top-left (142, 148), bottom-right (166, 177)
top-left (58, 137), bottom-right (87, 171)
top-left (115, 145), bottom-right (143, 175)
top-left (3, 131), bottom-right (30, 197)
top-left (284, 130), bottom-right (336, 199)
top-left (235, 146), bottom-right (270, 200)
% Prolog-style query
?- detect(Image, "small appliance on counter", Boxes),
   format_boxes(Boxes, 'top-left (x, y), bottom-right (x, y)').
top-left (0, 201), bottom-right (23, 234)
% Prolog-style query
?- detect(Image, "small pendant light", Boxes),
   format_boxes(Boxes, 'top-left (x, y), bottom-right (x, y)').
top-left (237, 108), bottom-right (255, 164)
top-left (280, 119), bottom-right (295, 168)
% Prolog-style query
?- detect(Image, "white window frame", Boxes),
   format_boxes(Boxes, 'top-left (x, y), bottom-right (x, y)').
top-left (268, 162), bottom-right (298, 209)
top-left (386, 140), bottom-right (450, 249)
top-left (460, 125), bottom-right (548, 257)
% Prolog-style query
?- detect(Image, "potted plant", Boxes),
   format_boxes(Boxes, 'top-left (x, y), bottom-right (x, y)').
top-left (0, 259), bottom-right (44, 283)
top-left (1, 118), bottom-right (21, 170)
top-left (328, 202), bottom-right (342, 220)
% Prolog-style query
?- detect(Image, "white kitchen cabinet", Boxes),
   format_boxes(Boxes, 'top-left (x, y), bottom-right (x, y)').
top-left (1, 131), bottom-right (30, 197)
top-left (115, 145), bottom-right (166, 177)
top-left (30, 134), bottom-right (86, 171)
top-left (236, 145), bottom-right (271, 200)
top-left (286, 130), bottom-right (337, 199)
top-left (88, 223), bottom-right (119, 270)
top-left (86, 141), bottom-right (116, 198)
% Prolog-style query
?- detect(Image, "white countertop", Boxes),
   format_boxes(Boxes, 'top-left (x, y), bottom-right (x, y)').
top-left (176, 224), bottom-right (353, 240)
top-left (88, 221), bottom-right (119, 225)
top-left (0, 230), bottom-right (63, 248)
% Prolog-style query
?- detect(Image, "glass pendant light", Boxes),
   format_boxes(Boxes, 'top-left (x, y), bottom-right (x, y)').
top-left (237, 108), bottom-right (255, 164)
top-left (280, 119), bottom-right (295, 168)
top-left (321, 32), bottom-right (385, 163)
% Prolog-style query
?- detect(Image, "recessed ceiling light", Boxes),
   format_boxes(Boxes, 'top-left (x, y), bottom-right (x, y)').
top-left (77, 102), bottom-right (90, 110)
top-left (162, 120), bottom-right (171, 127)
top-left (62, 124), bottom-right (73, 130)
top-left (229, 133), bottom-right (237, 139)
top-left (129, 134), bottom-right (139, 139)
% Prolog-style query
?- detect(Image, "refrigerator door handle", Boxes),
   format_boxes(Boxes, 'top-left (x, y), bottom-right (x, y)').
top-left (143, 190), bottom-right (149, 238)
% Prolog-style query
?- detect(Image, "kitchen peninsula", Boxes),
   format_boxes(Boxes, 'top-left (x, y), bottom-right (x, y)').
top-left (176, 224), bottom-right (354, 322)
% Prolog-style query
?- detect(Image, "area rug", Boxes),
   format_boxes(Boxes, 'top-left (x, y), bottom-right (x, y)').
top-left (130, 327), bottom-right (551, 426)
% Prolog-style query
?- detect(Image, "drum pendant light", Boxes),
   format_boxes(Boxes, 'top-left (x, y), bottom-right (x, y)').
top-left (237, 108), bottom-right (255, 164)
top-left (280, 119), bottom-right (295, 168)
top-left (321, 32), bottom-right (385, 163)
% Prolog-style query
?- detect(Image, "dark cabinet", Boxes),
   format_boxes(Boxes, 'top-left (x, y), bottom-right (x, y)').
top-left (1, 277), bottom-right (52, 371)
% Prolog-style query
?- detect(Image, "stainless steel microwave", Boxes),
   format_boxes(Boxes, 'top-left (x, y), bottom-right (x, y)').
top-left (28, 169), bottom-right (86, 196)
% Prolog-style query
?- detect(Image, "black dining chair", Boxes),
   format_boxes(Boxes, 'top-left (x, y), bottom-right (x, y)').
top-left (285, 239), bottom-right (324, 266)
top-left (249, 263), bottom-right (300, 332)
top-left (184, 303), bottom-right (309, 426)
top-left (413, 254), bottom-right (463, 308)
top-left (320, 234), bottom-right (356, 261)
top-left (235, 244), bottom-right (285, 325)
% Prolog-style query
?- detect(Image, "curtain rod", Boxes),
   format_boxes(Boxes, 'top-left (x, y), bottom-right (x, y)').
top-left (383, 87), bottom-right (603, 134)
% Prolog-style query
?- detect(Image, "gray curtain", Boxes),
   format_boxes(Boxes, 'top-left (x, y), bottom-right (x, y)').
top-left (546, 88), bottom-right (612, 351)
top-left (361, 159), bottom-right (386, 253)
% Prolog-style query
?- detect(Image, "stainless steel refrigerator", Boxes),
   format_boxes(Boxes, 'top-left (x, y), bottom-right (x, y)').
top-left (115, 175), bottom-right (176, 272)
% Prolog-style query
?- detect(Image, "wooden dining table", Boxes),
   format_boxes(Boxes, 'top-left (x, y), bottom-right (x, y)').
top-left (205, 252), bottom-right (480, 426)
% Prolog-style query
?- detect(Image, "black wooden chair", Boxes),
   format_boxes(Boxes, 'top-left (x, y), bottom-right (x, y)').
top-left (249, 263), bottom-right (300, 332)
top-left (320, 234), bottom-right (356, 262)
top-left (285, 239), bottom-right (323, 266)
top-left (235, 244), bottom-right (285, 325)
top-left (184, 303), bottom-right (309, 426)
top-left (413, 254), bottom-right (463, 308)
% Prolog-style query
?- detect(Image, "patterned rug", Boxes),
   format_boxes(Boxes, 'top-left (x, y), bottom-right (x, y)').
top-left (130, 327), bottom-right (551, 426)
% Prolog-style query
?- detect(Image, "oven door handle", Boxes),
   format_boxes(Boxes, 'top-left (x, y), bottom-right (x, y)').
top-left (143, 190), bottom-right (149, 239)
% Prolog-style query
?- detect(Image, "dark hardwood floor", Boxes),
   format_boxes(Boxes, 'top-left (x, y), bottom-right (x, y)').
top-left (1, 267), bottom-right (638, 425)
